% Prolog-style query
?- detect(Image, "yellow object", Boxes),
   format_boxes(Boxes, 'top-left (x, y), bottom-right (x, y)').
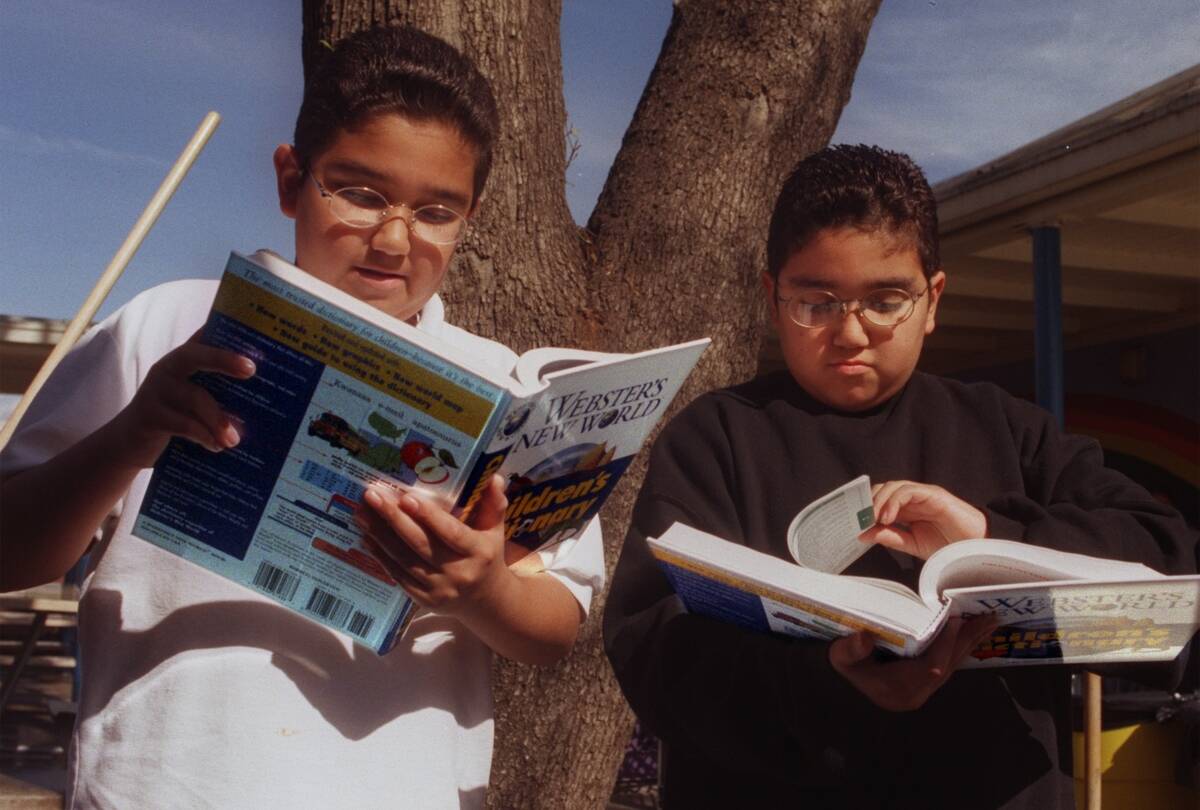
top-left (1072, 719), bottom-right (1198, 809)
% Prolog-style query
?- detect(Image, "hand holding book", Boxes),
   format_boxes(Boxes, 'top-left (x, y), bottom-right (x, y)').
top-left (115, 331), bottom-right (255, 467)
top-left (834, 477), bottom-right (1000, 708)
top-left (355, 474), bottom-right (582, 664)
top-left (829, 614), bottom-right (999, 711)
top-left (356, 474), bottom-right (509, 612)
top-left (860, 480), bottom-right (988, 561)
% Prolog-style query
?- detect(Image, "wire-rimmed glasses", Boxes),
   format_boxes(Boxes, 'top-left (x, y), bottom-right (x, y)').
top-left (309, 175), bottom-right (468, 245)
top-left (776, 286), bottom-right (931, 329)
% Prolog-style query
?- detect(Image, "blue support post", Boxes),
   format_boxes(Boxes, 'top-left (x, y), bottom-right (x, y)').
top-left (1033, 227), bottom-right (1102, 809)
top-left (64, 551), bottom-right (89, 700)
top-left (1031, 225), bottom-right (1064, 426)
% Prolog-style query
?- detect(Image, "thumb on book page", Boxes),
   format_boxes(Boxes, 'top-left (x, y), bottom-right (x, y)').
top-left (468, 474), bottom-right (508, 533)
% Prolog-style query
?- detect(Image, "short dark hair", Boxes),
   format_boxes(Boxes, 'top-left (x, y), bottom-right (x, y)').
top-left (294, 25), bottom-right (500, 201)
top-left (766, 144), bottom-right (939, 279)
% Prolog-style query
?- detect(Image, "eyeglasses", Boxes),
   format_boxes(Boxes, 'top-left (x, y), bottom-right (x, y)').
top-left (308, 175), bottom-right (468, 245)
top-left (776, 285), bottom-right (931, 329)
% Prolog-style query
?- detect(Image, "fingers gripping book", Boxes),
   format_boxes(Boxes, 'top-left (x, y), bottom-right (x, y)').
top-left (132, 250), bottom-right (708, 653)
top-left (649, 477), bottom-right (1200, 668)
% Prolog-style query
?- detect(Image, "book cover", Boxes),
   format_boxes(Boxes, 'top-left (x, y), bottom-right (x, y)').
top-left (487, 344), bottom-right (708, 553)
top-left (949, 578), bottom-right (1200, 668)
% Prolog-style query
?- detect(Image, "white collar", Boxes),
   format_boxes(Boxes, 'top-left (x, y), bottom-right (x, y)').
top-left (415, 293), bottom-right (445, 335)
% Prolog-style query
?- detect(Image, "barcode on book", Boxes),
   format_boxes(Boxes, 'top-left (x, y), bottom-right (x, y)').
top-left (305, 587), bottom-right (352, 627)
top-left (347, 611), bottom-right (375, 638)
top-left (303, 587), bottom-right (375, 638)
top-left (252, 562), bottom-right (300, 602)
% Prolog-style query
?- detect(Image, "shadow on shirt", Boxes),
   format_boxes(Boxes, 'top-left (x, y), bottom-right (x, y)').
top-left (77, 587), bottom-right (491, 741)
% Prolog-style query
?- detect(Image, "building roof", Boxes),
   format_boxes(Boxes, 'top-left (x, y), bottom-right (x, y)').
top-left (0, 316), bottom-right (71, 396)
top-left (923, 64), bottom-right (1200, 374)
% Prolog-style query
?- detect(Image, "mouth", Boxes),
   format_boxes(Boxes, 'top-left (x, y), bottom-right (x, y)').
top-left (829, 360), bottom-right (872, 375)
top-left (352, 266), bottom-right (406, 285)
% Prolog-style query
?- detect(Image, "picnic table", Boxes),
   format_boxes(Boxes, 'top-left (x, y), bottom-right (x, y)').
top-left (0, 585), bottom-right (79, 714)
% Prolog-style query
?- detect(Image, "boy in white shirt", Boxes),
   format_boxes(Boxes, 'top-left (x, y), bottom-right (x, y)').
top-left (0, 25), bottom-right (602, 809)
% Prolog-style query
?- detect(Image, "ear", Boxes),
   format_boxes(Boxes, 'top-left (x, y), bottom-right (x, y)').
top-left (923, 270), bottom-right (946, 336)
top-left (273, 144), bottom-right (303, 219)
top-left (761, 272), bottom-right (780, 327)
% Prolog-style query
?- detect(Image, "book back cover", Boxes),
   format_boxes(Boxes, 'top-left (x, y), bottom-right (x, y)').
top-left (132, 252), bottom-right (510, 653)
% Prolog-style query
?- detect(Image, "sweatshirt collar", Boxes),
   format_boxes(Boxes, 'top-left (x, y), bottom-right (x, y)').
top-left (778, 370), bottom-right (915, 419)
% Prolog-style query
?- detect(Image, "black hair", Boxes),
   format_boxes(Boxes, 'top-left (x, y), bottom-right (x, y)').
top-left (766, 144), bottom-right (939, 279)
top-left (294, 25), bottom-right (499, 201)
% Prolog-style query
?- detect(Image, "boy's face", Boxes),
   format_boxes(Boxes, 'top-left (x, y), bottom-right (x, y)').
top-left (274, 113), bottom-right (478, 323)
top-left (762, 227), bottom-right (945, 412)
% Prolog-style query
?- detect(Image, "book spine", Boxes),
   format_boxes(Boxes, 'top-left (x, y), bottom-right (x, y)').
top-left (377, 599), bottom-right (419, 655)
top-left (452, 391), bottom-right (518, 519)
top-left (653, 549), bottom-right (916, 654)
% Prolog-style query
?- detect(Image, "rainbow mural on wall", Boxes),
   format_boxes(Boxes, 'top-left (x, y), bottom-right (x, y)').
top-left (1066, 394), bottom-right (1199, 526)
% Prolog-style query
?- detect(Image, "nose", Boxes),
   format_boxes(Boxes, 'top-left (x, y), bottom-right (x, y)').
top-left (370, 211), bottom-right (412, 256)
top-left (831, 305), bottom-right (871, 348)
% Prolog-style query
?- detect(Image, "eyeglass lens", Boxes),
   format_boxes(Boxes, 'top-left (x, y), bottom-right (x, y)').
top-left (788, 290), bottom-right (918, 327)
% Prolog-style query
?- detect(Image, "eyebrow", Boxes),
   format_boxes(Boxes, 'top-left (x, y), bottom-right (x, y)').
top-left (321, 159), bottom-right (473, 211)
top-left (781, 276), bottom-right (922, 291)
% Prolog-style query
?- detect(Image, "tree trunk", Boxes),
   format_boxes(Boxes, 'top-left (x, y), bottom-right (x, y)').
top-left (302, 2), bottom-right (880, 806)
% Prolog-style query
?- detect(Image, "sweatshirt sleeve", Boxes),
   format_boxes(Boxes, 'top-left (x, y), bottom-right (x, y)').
top-left (984, 396), bottom-right (1197, 577)
top-left (601, 400), bottom-right (875, 777)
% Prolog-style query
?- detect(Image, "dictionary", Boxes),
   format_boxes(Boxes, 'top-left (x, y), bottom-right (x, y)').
top-left (648, 507), bottom-right (1200, 668)
top-left (132, 249), bottom-right (708, 652)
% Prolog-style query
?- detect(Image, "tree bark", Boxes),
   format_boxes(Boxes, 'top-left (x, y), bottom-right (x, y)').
top-left (302, 2), bottom-right (880, 806)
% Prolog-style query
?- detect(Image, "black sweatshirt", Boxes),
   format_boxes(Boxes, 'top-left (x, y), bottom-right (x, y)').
top-left (603, 370), bottom-right (1197, 810)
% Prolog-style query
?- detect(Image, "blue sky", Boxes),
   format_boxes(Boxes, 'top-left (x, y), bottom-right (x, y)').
top-left (2, 0), bottom-right (1197, 323)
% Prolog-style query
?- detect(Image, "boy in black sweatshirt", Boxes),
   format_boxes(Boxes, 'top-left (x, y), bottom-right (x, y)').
top-left (602, 144), bottom-right (1197, 809)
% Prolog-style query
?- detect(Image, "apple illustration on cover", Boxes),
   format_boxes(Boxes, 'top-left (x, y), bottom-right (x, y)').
top-left (400, 440), bottom-right (448, 484)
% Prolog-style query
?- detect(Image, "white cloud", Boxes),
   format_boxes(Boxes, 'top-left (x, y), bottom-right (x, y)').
top-left (832, 0), bottom-right (1200, 180)
top-left (0, 123), bottom-right (166, 168)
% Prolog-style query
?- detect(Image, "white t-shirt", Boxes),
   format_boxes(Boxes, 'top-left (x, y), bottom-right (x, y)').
top-left (2, 260), bottom-right (604, 810)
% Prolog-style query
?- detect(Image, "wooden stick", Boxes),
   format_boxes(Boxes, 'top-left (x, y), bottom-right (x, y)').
top-left (0, 111), bottom-right (221, 451)
top-left (1083, 671), bottom-right (1103, 809)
